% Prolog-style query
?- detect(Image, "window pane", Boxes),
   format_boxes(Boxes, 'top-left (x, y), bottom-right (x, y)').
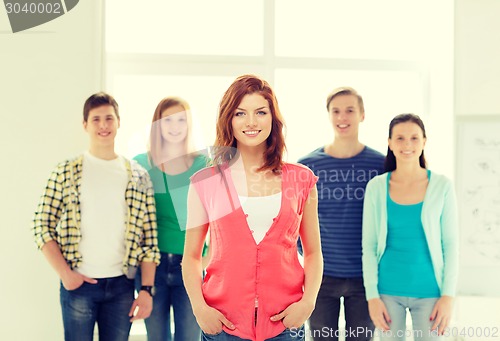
top-left (105, 0), bottom-right (263, 56)
top-left (111, 74), bottom-right (236, 158)
top-left (275, 0), bottom-right (452, 60)
top-left (274, 69), bottom-right (424, 162)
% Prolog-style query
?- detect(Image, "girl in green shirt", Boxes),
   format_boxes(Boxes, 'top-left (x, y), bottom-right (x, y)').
top-left (134, 96), bottom-right (208, 341)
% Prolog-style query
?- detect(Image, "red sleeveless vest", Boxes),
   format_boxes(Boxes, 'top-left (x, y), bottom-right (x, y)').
top-left (191, 163), bottom-right (317, 341)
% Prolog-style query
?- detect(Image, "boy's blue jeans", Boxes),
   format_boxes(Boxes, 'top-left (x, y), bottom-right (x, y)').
top-left (309, 276), bottom-right (374, 340)
top-left (60, 275), bottom-right (134, 341)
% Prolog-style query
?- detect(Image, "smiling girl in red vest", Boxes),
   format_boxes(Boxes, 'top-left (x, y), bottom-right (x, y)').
top-left (182, 75), bottom-right (323, 341)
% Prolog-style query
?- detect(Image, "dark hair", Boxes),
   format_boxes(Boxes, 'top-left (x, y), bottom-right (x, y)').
top-left (384, 113), bottom-right (427, 172)
top-left (83, 92), bottom-right (119, 122)
top-left (214, 74), bottom-right (286, 173)
top-left (326, 86), bottom-right (365, 113)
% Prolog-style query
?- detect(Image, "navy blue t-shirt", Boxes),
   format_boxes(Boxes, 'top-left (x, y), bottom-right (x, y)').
top-left (298, 146), bottom-right (385, 278)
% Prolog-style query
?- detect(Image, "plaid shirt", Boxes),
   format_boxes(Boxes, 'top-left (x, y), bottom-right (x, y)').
top-left (33, 155), bottom-right (160, 277)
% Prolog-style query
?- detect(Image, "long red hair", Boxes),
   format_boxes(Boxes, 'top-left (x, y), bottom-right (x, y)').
top-left (214, 75), bottom-right (286, 173)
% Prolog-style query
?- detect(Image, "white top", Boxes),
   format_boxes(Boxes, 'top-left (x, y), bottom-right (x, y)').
top-left (77, 151), bottom-right (129, 278)
top-left (238, 192), bottom-right (281, 244)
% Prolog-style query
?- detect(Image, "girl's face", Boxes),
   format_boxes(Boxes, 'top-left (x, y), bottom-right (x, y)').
top-left (160, 105), bottom-right (188, 144)
top-left (328, 94), bottom-right (364, 139)
top-left (388, 121), bottom-right (426, 165)
top-left (231, 93), bottom-right (272, 150)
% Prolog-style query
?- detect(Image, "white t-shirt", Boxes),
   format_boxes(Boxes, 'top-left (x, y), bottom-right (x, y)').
top-left (77, 151), bottom-right (129, 278)
top-left (238, 192), bottom-right (281, 244)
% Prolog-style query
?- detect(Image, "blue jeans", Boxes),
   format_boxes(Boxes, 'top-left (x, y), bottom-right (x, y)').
top-left (202, 325), bottom-right (305, 341)
top-left (379, 295), bottom-right (442, 341)
top-left (60, 275), bottom-right (134, 341)
top-left (136, 253), bottom-right (200, 341)
top-left (309, 276), bottom-right (374, 341)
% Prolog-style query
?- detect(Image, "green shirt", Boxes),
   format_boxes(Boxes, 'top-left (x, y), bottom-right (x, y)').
top-left (134, 153), bottom-right (208, 255)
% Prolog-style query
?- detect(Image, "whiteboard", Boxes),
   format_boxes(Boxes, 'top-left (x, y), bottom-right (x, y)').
top-left (456, 118), bottom-right (500, 296)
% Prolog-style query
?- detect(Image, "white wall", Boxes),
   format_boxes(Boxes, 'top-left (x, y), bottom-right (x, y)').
top-left (454, 1), bottom-right (500, 339)
top-left (455, 0), bottom-right (500, 116)
top-left (0, 2), bottom-right (102, 340)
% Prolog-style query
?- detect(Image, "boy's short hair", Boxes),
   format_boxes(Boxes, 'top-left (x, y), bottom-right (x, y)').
top-left (83, 92), bottom-right (119, 122)
top-left (326, 87), bottom-right (364, 113)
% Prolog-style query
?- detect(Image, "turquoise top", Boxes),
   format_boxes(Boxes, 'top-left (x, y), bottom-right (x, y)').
top-left (378, 171), bottom-right (440, 298)
top-left (362, 170), bottom-right (459, 300)
top-left (134, 153), bottom-right (208, 255)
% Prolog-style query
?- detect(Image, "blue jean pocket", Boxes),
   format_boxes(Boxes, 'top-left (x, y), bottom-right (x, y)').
top-left (61, 281), bottom-right (88, 293)
top-left (202, 330), bottom-right (223, 340)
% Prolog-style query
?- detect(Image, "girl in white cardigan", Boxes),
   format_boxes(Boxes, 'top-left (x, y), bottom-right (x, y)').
top-left (362, 114), bottom-right (459, 340)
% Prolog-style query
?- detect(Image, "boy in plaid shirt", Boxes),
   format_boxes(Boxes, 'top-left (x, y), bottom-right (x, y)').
top-left (33, 92), bottom-right (160, 341)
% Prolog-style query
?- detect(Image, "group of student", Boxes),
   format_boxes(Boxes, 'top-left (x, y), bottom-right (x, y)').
top-left (32, 74), bottom-right (459, 341)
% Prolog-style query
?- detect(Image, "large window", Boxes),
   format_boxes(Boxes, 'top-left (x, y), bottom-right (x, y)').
top-left (105, 0), bottom-right (454, 336)
top-left (106, 1), bottom-right (264, 56)
top-left (106, 0), bottom-right (453, 171)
